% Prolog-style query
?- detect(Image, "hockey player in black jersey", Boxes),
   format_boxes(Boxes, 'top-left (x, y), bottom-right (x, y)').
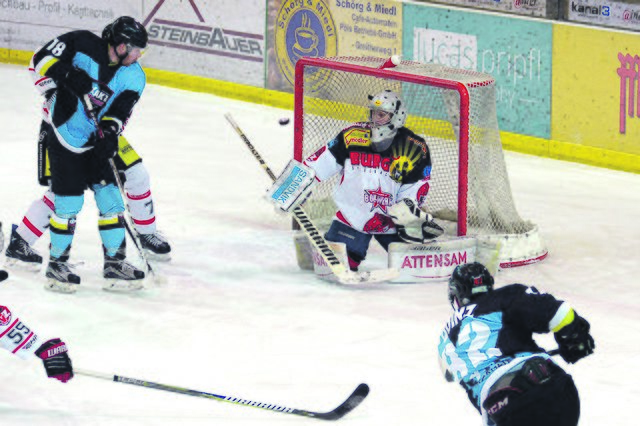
top-left (4, 121), bottom-right (172, 271)
top-left (29, 16), bottom-right (150, 293)
top-left (438, 262), bottom-right (595, 426)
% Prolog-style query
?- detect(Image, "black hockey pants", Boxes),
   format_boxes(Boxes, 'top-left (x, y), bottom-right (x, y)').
top-left (482, 357), bottom-right (580, 426)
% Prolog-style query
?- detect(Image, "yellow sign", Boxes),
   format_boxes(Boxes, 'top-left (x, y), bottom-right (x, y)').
top-left (553, 24), bottom-right (640, 155)
top-left (274, 0), bottom-right (338, 89)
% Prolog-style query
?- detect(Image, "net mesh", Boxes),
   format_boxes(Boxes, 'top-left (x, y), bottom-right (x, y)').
top-left (295, 56), bottom-right (534, 236)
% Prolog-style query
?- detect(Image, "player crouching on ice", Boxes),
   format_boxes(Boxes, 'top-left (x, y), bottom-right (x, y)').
top-left (438, 262), bottom-right (595, 426)
top-left (268, 90), bottom-right (443, 273)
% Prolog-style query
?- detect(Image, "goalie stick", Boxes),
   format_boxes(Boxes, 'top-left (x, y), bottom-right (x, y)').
top-left (224, 113), bottom-right (398, 285)
top-left (82, 95), bottom-right (163, 284)
top-left (75, 368), bottom-right (369, 421)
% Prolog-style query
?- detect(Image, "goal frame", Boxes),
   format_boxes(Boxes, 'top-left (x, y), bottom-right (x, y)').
top-left (292, 56), bottom-right (548, 269)
top-left (294, 56), bottom-right (476, 236)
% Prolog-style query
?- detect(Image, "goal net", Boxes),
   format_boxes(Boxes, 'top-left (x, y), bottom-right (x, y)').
top-left (293, 56), bottom-right (547, 268)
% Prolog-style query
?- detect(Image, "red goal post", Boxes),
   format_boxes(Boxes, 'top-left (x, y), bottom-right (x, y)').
top-left (293, 56), bottom-right (547, 268)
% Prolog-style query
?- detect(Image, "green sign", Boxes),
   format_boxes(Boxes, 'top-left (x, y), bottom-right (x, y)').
top-left (403, 4), bottom-right (552, 138)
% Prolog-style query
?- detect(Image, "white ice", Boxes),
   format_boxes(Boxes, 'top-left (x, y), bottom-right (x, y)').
top-left (0, 63), bottom-right (639, 426)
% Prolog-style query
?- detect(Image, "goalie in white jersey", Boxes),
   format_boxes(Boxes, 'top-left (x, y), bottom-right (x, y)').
top-left (271, 90), bottom-right (442, 271)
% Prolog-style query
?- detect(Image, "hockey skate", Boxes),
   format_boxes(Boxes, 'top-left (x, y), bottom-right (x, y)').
top-left (5, 224), bottom-right (43, 272)
top-left (139, 231), bottom-right (171, 261)
top-left (45, 250), bottom-right (80, 294)
top-left (103, 243), bottom-right (145, 292)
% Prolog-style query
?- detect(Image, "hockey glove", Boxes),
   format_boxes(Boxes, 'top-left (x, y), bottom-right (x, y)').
top-left (266, 159), bottom-right (316, 212)
top-left (35, 338), bottom-right (73, 383)
top-left (94, 121), bottom-right (119, 160)
top-left (422, 215), bottom-right (444, 240)
top-left (554, 313), bottom-right (595, 364)
top-left (61, 67), bottom-right (93, 98)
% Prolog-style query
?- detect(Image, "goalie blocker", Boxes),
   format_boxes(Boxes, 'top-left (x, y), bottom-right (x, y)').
top-left (266, 160), bottom-right (316, 212)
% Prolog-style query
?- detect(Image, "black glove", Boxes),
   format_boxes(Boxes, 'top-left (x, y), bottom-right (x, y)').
top-left (93, 121), bottom-right (119, 160)
top-left (35, 338), bottom-right (73, 383)
top-left (61, 67), bottom-right (93, 97)
top-left (554, 313), bottom-right (595, 364)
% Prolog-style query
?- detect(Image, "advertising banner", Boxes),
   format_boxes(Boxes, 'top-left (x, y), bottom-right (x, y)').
top-left (553, 24), bottom-right (640, 155)
top-left (404, 4), bottom-right (552, 138)
top-left (0, 1), bottom-right (139, 51)
top-left (566, 0), bottom-right (640, 31)
top-left (141, 0), bottom-right (265, 86)
top-left (427, 0), bottom-right (548, 18)
top-left (266, 0), bottom-right (403, 92)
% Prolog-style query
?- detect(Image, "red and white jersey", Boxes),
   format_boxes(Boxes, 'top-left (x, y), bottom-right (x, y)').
top-left (0, 305), bottom-right (41, 360)
top-left (304, 123), bottom-right (432, 234)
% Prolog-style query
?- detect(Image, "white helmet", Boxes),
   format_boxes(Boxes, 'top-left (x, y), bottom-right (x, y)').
top-left (367, 90), bottom-right (407, 144)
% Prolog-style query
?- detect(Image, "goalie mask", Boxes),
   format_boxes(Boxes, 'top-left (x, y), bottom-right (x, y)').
top-left (448, 262), bottom-right (494, 309)
top-left (367, 90), bottom-right (407, 144)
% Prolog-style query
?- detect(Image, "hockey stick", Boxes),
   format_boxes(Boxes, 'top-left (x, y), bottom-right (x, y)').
top-left (82, 95), bottom-right (161, 284)
top-left (224, 113), bottom-right (398, 285)
top-left (75, 368), bottom-right (369, 421)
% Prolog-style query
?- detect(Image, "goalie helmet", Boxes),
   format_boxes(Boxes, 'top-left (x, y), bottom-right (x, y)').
top-left (367, 90), bottom-right (407, 144)
top-left (448, 262), bottom-right (494, 309)
top-left (103, 16), bottom-right (148, 49)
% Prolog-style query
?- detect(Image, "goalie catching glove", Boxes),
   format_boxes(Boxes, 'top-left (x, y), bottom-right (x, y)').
top-left (396, 199), bottom-right (444, 243)
top-left (266, 159), bottom-right (316, 212)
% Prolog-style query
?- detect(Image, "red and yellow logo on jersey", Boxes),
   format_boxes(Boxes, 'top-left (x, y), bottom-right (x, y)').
top-left (343, 128), bottom-right (371, 147)
top-left (0, 306), bottom-right (12, 326)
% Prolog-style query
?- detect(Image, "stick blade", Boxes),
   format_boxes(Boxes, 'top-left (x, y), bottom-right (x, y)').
top-left (299, 383), bottom-right (369, 421)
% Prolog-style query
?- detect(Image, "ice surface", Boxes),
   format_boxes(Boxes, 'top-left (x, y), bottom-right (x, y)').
top-left (0, 64), bottom-right (638, 425)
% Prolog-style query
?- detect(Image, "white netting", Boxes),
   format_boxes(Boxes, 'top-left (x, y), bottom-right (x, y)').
top-left (294, 56), bottom-right (536, 237)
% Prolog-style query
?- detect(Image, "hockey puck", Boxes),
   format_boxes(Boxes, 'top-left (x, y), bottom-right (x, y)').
top-left (0, 270), bottom-right (8, 282)
top-left (279, 117), bottom-right (290, 126)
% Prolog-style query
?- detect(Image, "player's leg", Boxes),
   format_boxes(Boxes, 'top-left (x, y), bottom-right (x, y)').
top-left (114, 136), bottom-right (171, 259)
top-left (324, 221), bottom-right (372, 271)
top-left (45, 136), bottom-right (85, 292)
top-left (5, 190), bottom-right (53, 268)
top-left (482, 359), bottom-right (580, 426)
top-left (47, 194), bottom-right (83, 291)
top-left (5, 121), bottom-right (55, 268)
top-left (92, 169), bottom-right (144, 291)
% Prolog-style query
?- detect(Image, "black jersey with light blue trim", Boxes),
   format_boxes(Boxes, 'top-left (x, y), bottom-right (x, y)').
top-left (31, 30), bottom-right (145, 150)
top-left (438, 284), bottom-right (564, 409)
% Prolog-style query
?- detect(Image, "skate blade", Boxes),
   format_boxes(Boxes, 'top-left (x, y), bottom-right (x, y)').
top-left (143, 250), bottom-right (171, 262)
top-left (44, 278), bottom-right (78, 294)
top-left (5, 257), bottom-right (42, 272)
top-left (102, 278), bottom-right (145, 293)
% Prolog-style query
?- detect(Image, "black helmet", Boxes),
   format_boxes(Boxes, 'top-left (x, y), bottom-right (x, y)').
top-left (103, 16), bottom-right (148, 48)
top-left (448, 262), bottom-right (494, 308)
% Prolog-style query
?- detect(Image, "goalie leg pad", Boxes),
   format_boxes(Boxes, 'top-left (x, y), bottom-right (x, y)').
top-left (266, 159), bottom-right (316, 212)
top-left (388, 237), bottom-right (478, 283)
